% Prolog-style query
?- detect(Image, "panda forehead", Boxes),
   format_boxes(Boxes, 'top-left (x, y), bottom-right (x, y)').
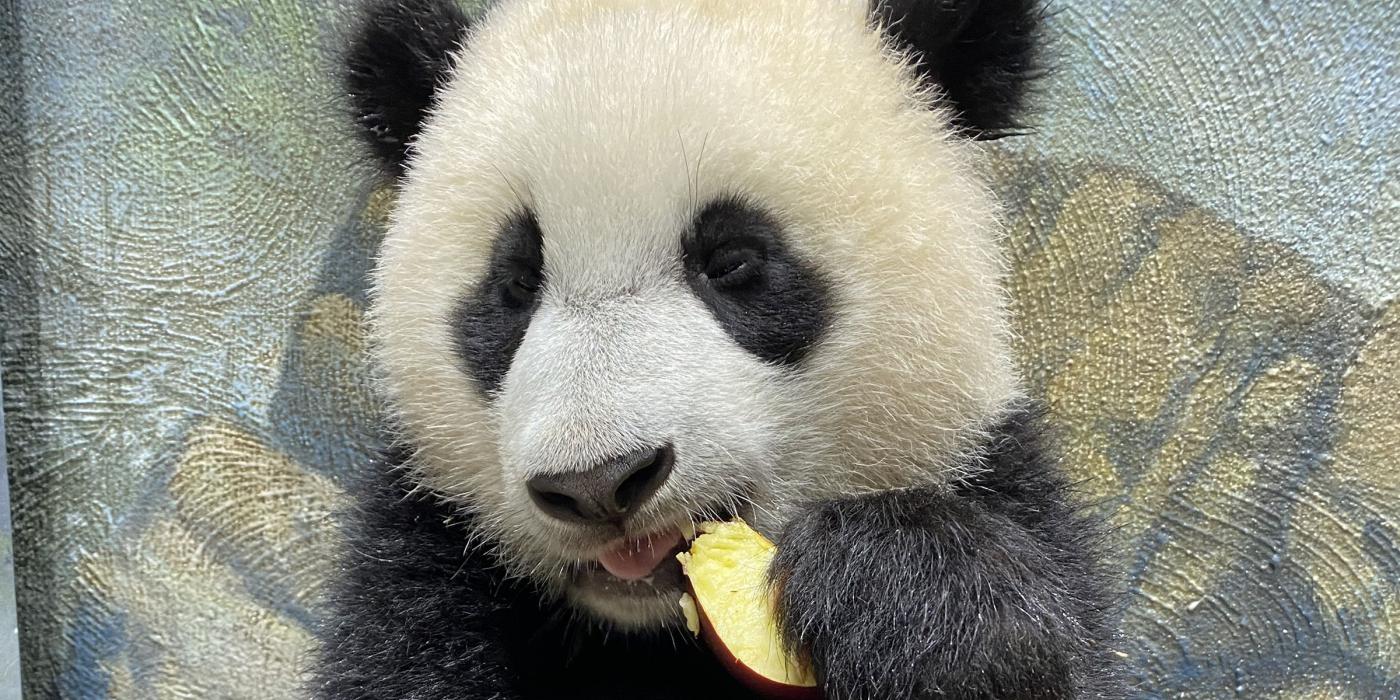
top-left (456, 131), bottom-right (803, 289)
top-left (516, 118), bottom-right (776, 232)
top-left (417, 0), bottom-right (914, 196)
top-left (528, 201), bottom-right (697, 290)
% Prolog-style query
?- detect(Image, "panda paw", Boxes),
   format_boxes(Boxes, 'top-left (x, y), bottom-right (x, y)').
top-left (769, 488), bottom-right (1122, 700)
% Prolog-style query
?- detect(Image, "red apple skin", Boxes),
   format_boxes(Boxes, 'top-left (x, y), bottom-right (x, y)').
top-left (692, 590), bottom-right (824, 700)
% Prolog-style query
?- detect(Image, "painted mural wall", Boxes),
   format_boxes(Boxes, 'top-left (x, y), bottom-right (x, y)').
top-left (0, 0), bottom-right (1395, 697)
top-left (0, 376), bottom-right (19, 698)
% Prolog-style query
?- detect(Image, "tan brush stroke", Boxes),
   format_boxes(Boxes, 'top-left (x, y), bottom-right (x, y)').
top-left (300, 293), bottom-right (368, 352)
top-left (82, 293), bottom-right (362, 697)
top-left (75, 518), bottom-right (313, 700)
top-left (171, 418), bottom-right (348, 617)
top-left (290, 292), bottom-right (380, 419)
top-left (75, 418), bottom-right (348, 699)
top-left (1329, 301), bottom-right (1400, 676)
top-left (1004, 159), bottom-right (1398, 689)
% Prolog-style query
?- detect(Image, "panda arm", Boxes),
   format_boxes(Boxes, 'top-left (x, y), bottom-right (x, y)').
top-left (770, 408), bottom-right (1124, 699)
top-left (309, 455), bottom-right (529, 700)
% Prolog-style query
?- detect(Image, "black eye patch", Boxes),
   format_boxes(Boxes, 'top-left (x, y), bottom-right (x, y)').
top-left (451, 212), bottom-right (544, 396)
top-left (682, 199), bottom-right (831, 366)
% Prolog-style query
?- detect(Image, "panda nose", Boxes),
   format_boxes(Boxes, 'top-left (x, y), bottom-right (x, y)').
top-left (527, 445), bottom-right (675, 524)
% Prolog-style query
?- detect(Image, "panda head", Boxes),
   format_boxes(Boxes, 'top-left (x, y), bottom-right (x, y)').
top-left (347, 0), bottom-right (1041, 629)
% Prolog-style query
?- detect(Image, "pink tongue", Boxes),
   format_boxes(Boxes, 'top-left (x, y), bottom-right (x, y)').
top-left (597, 530), bottom-right (684, 581)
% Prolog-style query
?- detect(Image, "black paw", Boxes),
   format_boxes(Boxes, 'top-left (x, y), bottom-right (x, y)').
top-left (770, 488), bottom-right (1118, 699)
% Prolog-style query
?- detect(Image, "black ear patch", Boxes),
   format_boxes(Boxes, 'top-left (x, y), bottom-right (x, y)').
top-left (344, 0), bottom-right (472, 174)
top-left (872, 0), bottom-right (1044, 138)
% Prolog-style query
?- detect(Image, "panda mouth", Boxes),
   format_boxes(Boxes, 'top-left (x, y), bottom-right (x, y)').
top-left (574, 502), bottom-right (744, 595)
top-left (596, 528), bottom-right (690, 581)
top-left (575, 530), bottom-right (692, 595)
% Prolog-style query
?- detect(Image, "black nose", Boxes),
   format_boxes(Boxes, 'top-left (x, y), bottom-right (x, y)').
top-left (527, 445), bottom-right (675, 524)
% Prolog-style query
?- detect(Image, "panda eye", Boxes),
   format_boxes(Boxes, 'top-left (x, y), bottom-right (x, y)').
top-left (501, 269), bottom-right (540, 308)
top-left (703, 247), bottom-right (762, 288)
top-left (682, 198), bottom-right (830, 367)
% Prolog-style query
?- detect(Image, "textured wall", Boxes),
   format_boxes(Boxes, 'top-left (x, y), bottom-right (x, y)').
top-left (0, 375), bottom-right (19, 698)
top-left (0, 1), bottom-right (1395, 698)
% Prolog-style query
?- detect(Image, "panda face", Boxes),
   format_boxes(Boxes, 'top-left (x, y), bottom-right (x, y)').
top-left (364, 0), bottom-right (1024, 629)
top-left (463, 199), bottom-right (814, 626)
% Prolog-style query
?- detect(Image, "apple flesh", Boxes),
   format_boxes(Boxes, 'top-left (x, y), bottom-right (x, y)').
top-left (676, 521), bottom-right (822, 699)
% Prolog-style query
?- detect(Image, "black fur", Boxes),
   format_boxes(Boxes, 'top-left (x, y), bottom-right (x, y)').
top-left (344, 0), bottom-right (472, 173)
top-left (312, 409), bottom-right (1124, 699)
top-left (682, 198), bottom-right (831, 366)
top-left (452, 211), bottom-right (544, 396)
top-left (871, 0), bottom-right (1045, 138)
top-left (309, 450), bottom-right (756, 700)
top-left (771, 408), bottom-right (1125, 699)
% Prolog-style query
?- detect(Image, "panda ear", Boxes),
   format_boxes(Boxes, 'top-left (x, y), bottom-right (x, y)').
top-left (345, 0), bottom-right (472, 174)
top-left (871, 0), bottom-right (1044, 138)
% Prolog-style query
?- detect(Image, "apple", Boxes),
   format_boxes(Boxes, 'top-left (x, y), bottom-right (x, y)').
top-left (677, 521), bottom-right (822, 699)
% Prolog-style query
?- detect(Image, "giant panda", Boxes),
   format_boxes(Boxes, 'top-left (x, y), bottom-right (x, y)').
top-left (312, 0), bottom-right (1125, 698)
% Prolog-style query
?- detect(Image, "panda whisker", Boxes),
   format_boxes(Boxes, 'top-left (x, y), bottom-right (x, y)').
top-left (678, 130), bottom-right (695, 212)
top-left (692, 129), bottom-right (712, 205)
top-left (491, 162), bottom-right (528, 208)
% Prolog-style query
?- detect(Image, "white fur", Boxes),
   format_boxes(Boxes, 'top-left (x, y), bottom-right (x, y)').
top-left (369, 0), bottom-right (1021, 627)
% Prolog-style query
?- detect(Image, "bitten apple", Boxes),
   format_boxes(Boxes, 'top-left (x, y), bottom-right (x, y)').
top-left (676, 521), bottom-right (821, 699)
